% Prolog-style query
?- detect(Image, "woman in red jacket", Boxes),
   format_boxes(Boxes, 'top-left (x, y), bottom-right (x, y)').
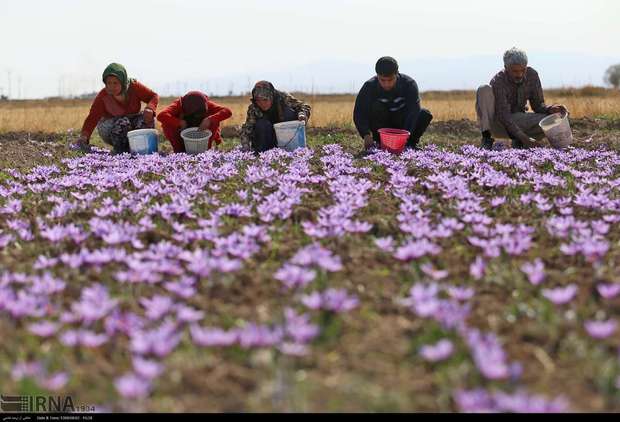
top-left (157, 91), bottom-right (232, 153)
top-left (76, 63), bottom-right (159, 154)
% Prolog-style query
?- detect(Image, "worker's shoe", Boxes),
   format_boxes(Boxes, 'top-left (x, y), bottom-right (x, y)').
top-left (480, 136), bottom-right (495, 150)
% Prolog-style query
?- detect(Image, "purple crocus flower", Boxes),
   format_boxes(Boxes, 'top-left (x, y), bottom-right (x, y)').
top-left (284, 308), bottom-right (320, 344)
top-left (584, 320), bottom-right (617, 339)
top-left (176, 305), bottom-right (205, 323)
top-left (190, 325), bottom-right (238, 347)
top-left (40, 372), bottom-right (69, 391)
top-left (420, 339), bottom-right (454, 362)
top-left (237, 324), bottom-right (283, 349)
top-left (469, 256), bottom-right (486, 280)
top-left (420, 263), bottom-right (449, 281)
top-left (597, 283), bottom-right (620, 300)
top-left (28, 321), bottom-right (60, 337)
top-left (139, 295), bottom-right (175, 321)
top-left (542, 285), bottom-right (578, 305)
top-left (11, 361), bottom-right (45, 381)
top-left (320, 289), bottom-right (359, 313)
top-left (490, 197), bottom-right (506, 207)
top-left (520, 259), bottom-right (546, 286)
top-left (374, 237), bottom-right (395, 252)
top-left (394, 239), bottom-right (442, 261)
top-left (290, 243), bottom-right (343, 272)
top-left (274, 264), bottom-right (316, 290)
top-left (301, 292), bottom-right (323, 310)
top-left (446, 286), bottom-right (475, 301)
top-left (132, 357), bottom-right (164, 380)
top-left (114, 373), bottom-right (151, 399)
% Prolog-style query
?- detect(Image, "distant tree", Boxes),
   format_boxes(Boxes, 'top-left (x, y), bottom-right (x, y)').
top-left (604, 64), bottom-right (620, 89)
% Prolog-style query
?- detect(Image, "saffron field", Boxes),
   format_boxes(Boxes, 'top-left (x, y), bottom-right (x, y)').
top-left (1, 113), bottom-right (620, 412)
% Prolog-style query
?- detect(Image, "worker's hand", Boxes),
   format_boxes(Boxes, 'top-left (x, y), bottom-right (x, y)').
top-left (298, 113), bottom-right (307, 122)
top-left (199, 117), bottom-right (212, 131)
top-left (363, 133), bottom-right (375, 150)
top-left (179, 120), bottom-right (188, 130)
top-left (143, 108), bottom-right (155, 124)
top-left (74, 135), bottom-right (91, 153)
top-left (548, 104), bottom-right (568, 116)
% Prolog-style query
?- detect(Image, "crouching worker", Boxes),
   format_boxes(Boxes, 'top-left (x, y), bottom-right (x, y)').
top-left (75, 63), bottom-right (159, 154)
top-left (354, 56), bottom-right (433, 152)
top-left (239, 81), bottom-right (311, 154)
top-left (157, 91), bottom-right (232, 153)
top-left (476, 47), bottom-right (569, 150)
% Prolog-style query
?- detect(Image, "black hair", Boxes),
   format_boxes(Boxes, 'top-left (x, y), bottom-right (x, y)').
top-left (375, 56), bottom-right (399, 76)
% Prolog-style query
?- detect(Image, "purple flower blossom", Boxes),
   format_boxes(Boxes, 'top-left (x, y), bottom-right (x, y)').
top-left (301, 292), bottom-right (322, 310)
top-left (115, 373), bottom-right (151, 399)
top-left (132, 357), bottom-right (164, 380)
top-left (597, 283), bottom-right (620, 300)
top-left (584, 320), bottom-right (617, 339)
top-left (237, 324), bottom-right (283, 349)
top-left (469, 256), bottom-right (486, 280)
top-left (542, 285), bottom-right (578, 305)
top-left (39, 372), bottom-right (69, 391)
top-left (175, 305), bottom-right (204, 323)
top-left (446, 286), bottom-right (475, 301)
top-left (455, 389), bottom-right (569, 413)
top-left (274, 264), bottom-right (316, 290)
top-left (420, 263), bottom-right (449, 280)
top-left (28, 321), bottom-right (60, 337)
top-left (490, 197), bottom-right (506, 208)
top-left (465, 329), bottom-right (512, 380)
top-left (521, 259), bottom-right (546, 286)
top-left (130, 321), bottom-right (182, 357)
top-left (301, 289), bottom-right (359, 313)
top-left (60, 330), bottom-right (109, 348)
top-left (12, 361), bottom-right (45, 381)
top-left (140, 295), bottom-right (175, 321)
top-left (190, 325), bottom-right (238, 347)
top-left (290, 243), bottom-right (343, 272)
top-left (420, 339), bottom-right (454, 362)
top-left (394, 239), bottom-right (442, 261)
top-left (374, 236), bottom-right (395, 252)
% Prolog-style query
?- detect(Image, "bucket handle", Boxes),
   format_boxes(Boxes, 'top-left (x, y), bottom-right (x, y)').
top-left (282, 122), bottom-right (305, 149)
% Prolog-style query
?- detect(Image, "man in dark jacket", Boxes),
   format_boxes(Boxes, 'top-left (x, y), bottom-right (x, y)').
top-left (354, 57), bottom-right (433, 152)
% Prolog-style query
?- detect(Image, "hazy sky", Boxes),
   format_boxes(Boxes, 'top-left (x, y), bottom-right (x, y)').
top-left (1, 0), bottom-right (619, 98)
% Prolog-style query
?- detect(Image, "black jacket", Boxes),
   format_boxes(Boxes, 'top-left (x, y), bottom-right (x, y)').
top-left (353, 73), bottom-right (421, 138)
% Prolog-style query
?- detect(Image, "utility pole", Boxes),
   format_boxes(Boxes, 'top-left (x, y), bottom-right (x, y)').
top-left (7, 70), bottom-right (12, 99)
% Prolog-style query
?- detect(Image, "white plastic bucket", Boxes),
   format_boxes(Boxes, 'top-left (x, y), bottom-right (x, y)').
top-left (181, 128), bottom-right (212, 155)
top-left (274, 120), bottom-right (306, 152)
top-left (127, 129), bottom-right (159, 155)
top-left (539, 113), bottom-right (573, 150)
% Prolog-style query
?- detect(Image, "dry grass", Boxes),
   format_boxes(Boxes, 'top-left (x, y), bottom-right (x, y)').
top-left (0, 88), bottom-right (619, 134)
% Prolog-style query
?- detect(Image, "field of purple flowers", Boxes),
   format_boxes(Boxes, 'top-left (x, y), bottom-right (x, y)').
top-left (1, 126), bottom-right (620, 412)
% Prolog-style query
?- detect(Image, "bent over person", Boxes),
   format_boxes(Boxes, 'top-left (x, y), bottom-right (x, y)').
top-left (239, 81), bottom-right (311, 154)
top-left (476, 47), bottom-right (568, 150)
top-left (354, 56), bottom-right (433, 152)
top-left (76, 63), bottom-right (159, 154)
top-left (157, 91), bottom-right (232, 153)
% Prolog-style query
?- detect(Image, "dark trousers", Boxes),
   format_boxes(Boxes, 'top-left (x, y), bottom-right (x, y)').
top-left (369, 102), bottom-right (433, 147)
top-left (252, 106), bottom-right (297, 153)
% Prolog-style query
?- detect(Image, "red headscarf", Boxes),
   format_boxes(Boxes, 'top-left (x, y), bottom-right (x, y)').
top-left (181, 91), bottom-right (209, 127)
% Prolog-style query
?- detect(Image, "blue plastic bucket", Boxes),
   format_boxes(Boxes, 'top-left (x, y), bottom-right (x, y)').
top-left (127, 129), bottom-right (159, 155)
top-left (274, 121), bottom-right (306, 152)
